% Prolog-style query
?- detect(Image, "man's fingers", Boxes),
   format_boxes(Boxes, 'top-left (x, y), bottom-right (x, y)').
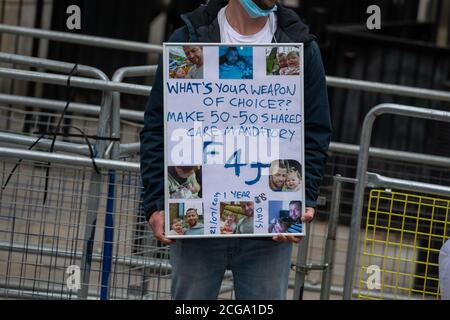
top-left (155, 232), bottom-right (175, 245)
top-left (286, 235), bottom-right (301, 243)
top-left (302, 214), bottom-right (313, 222)
top-left (272, 234), bottom-right (287, 242)
top-left (272, 234), bottom-right (302, 243)
top-left (302, 207), bottom-right (316, 223)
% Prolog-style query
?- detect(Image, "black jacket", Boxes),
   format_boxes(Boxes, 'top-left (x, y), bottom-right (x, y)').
top-left (140, 0), bottom-right (332, 220)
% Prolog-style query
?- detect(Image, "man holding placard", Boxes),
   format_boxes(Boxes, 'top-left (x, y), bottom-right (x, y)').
top-left (141, 0), bottom-right (332, 300)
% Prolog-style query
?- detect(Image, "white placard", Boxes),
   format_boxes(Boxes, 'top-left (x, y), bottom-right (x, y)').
top-left (163, 43), bottom-right (305, 238)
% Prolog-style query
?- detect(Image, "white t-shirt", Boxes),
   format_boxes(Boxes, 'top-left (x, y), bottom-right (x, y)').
top-left (218, 6), bottom-right (277, 44)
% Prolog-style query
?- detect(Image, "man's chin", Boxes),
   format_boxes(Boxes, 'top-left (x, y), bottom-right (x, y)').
top-left (254, 0), bottom-right (277, 10)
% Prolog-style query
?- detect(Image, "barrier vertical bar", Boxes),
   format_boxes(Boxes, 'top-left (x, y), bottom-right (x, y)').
top-left (320, 175), bottom-right (342, 299)
top-left (293, 223), bottom-right (311, 300)
top-left (98, 66), bottom-right (156, 299)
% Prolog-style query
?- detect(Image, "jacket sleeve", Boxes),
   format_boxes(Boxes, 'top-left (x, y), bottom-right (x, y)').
top-left (140, 27), bottom-right (190, 221)
top-left (303, 40), bottom-right (332, 208)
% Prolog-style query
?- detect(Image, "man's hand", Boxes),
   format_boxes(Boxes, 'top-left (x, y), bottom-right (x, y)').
top-left (301, 207), bottom-right (315, 223)
top-left (149, 210), bottom-right (175, 245)
top-left (272, 207), bottom-right (315, 243)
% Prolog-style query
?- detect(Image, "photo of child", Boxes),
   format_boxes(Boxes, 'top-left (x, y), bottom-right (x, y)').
top-left (219, 46), bottom-right (253, 80)
top-left (220, 201), bottom-right (254, 234)
top-left (269, 160), bottom-right (302, 192)
top-left (277, 53), bottom-right (288, 71)
top-left (280, 51), bottom-right (300, 75)
top-left (169, 46), bottom-right (204, 79)
top-left (266, 46), bottom-right (301, 76)
top-left (283, 168), bottom-right (302, 192)
top-left (174, 68), bottom-right (187, 78)
top-left (168, 218), bottom-right (186, 236)
top-left (220, 213), bottom-right (237, 234)
top-left (268, 201), bottom-right (303, 234)
top-left (169, 202), bottom-right (204, 236)
top-left (168, 166), bottom-right (201, 199)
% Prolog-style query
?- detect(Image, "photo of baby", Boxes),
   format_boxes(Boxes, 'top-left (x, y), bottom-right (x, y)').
top-left (168, 166), bottom-right (202, 199)
top-left (219, 46), bottom-right (253, 80)
top-left (169, 46), bottom-right (204, 79)
top-left (285, 168), bottom-right (301, 192)
top-left (220, 201), bottom-right (254, 234)
top-left (220, 212), bottom-right (237, 234)
top-left (168, 218), bottom-right (185, 236)
top-left (268, 200), bottom-right (303, 234)
top-left (266, 46), bottom-right (301, 76)
top-left (269, 160), bottom-right (302, 192)
top-left (168, 202), bottom-right (204, 236)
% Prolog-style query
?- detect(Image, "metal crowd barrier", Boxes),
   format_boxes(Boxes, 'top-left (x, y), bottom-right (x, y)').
top-left (321, 172), bottom-right (450, 300)
top-left (339, 104), bottom-right (450, 299)
top-left (0, 63), bottom-right (150, 299)
top-left (0, 54), bottom-right (122, 298)
top-left (0, 146), bottom-right (167, 300)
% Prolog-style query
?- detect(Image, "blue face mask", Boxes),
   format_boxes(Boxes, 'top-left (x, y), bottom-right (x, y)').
top-left (239, 0), bottom-right (278, 18)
